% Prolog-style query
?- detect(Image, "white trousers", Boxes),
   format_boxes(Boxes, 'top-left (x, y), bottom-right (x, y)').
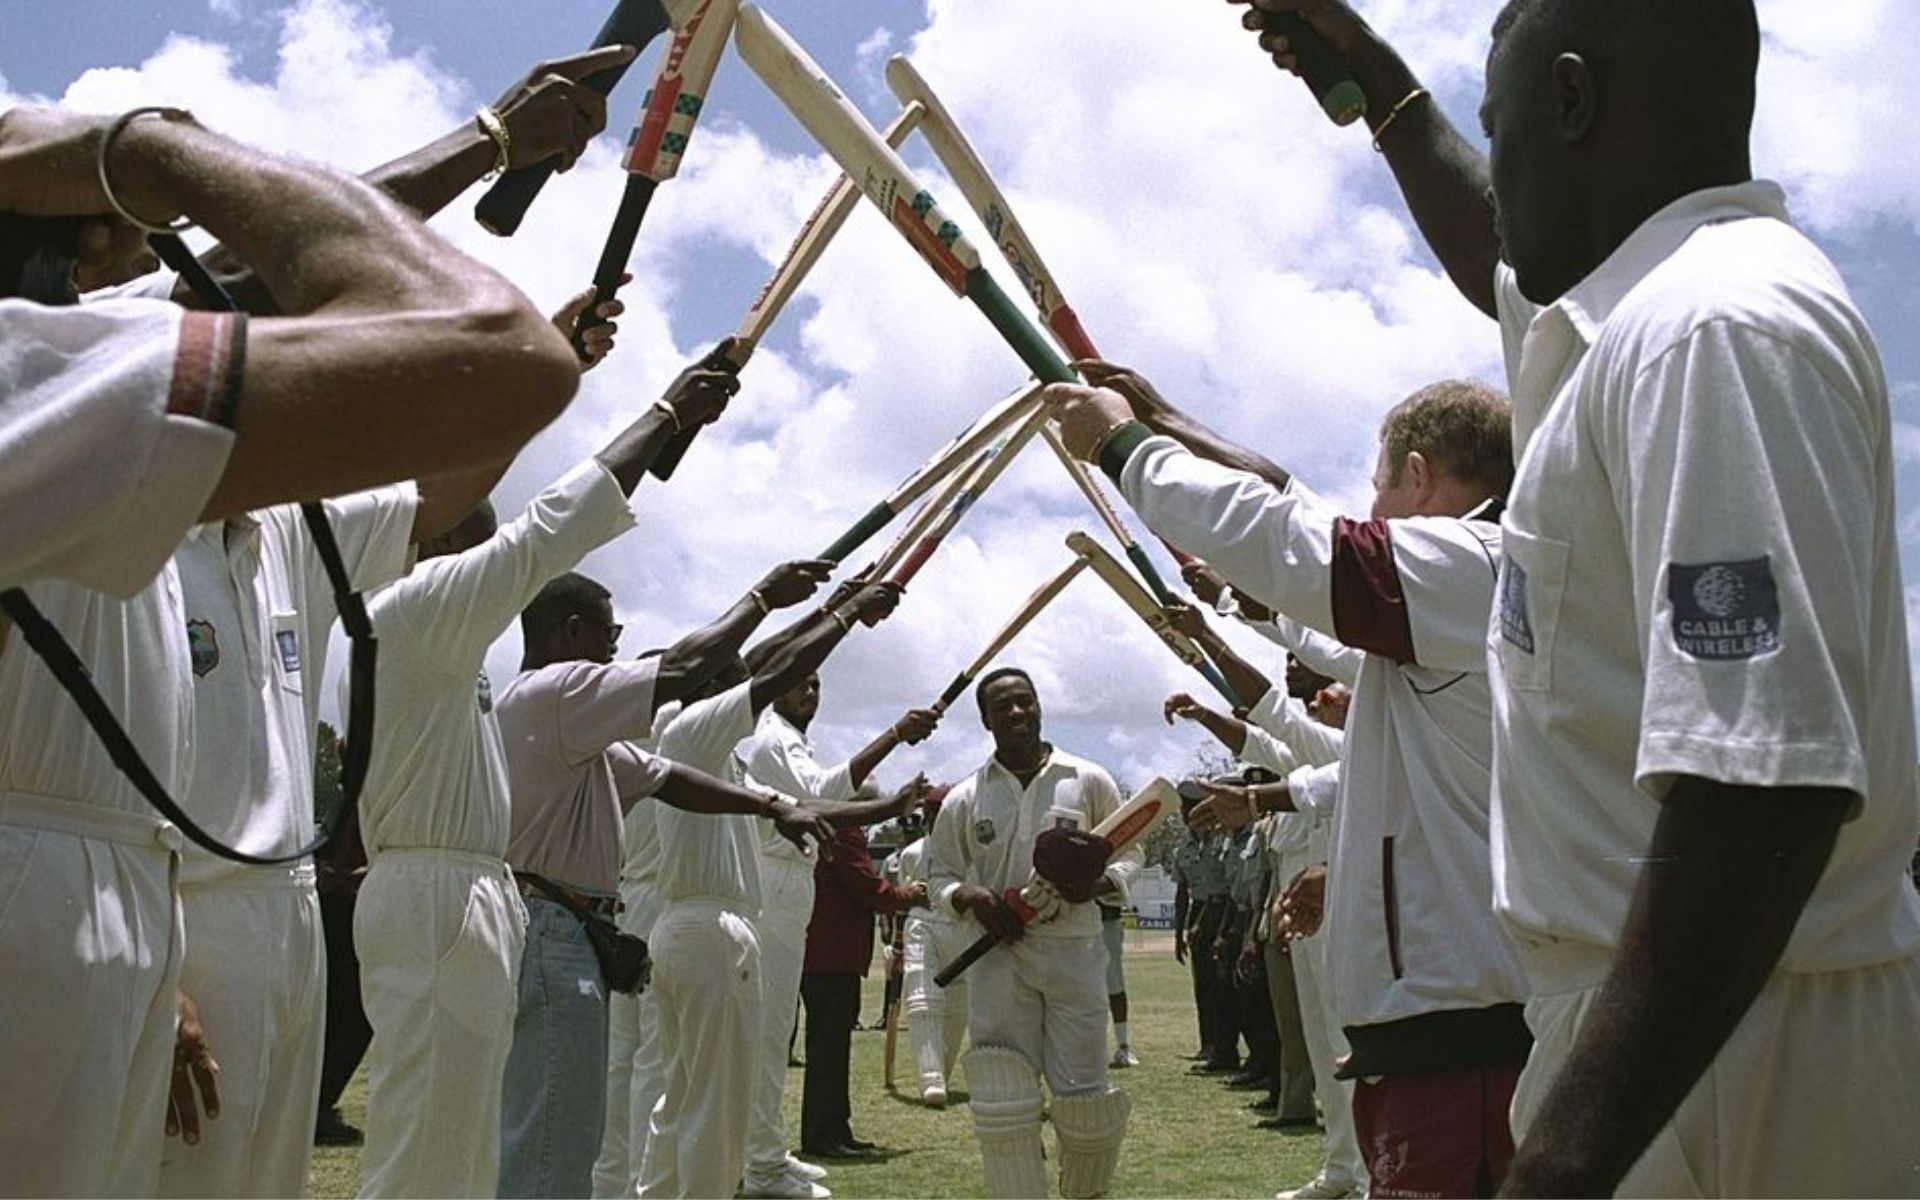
top-left (1514, 946), bottom-right (1920, 1197)
top-left (746, 857), bottom-right (813, 1177)
top-left (157, 878), bottom-right (325, 1199)
top-left (1282, 842), bottom-right (1366, 1190)
top-left (593, 985), bottom-right (663, 1199)
top-left (638, 900), bottom-right (762, 1200)
top-left (902, 913), bottom-right (969, 1090)
top-left (354, 849), bottom-right (526, 1199)
top-left (0, 798), bottom-right (182, 1199)
top-left (967, 934), bottom-right (1108, 1097)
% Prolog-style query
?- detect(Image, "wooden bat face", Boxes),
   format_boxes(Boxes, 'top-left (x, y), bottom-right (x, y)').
top-left (1069, 531), bottom-right (1207, 667)
top-left (1091, 778), bottom-right (1177, 854)
top-left (735, 5), bottom-right (982, 294)
top-left (625, 0), bottom-right (739, 182)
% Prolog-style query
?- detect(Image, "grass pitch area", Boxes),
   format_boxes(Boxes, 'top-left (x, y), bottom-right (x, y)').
top-left (310, 931), bottom-right (1328, 1198)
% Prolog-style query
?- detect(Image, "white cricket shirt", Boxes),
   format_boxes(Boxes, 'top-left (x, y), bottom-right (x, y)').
top-left (0, 297), bottom-right (236, 597)
top-left (1121, 437), bottom-right (1528, 1027)
top-left (174, 487), bottom-right (417, 884)
top-left (746, 708), bottom-right (854, 872)
top-left (926, 747), bottom-right (1140, 940)
top-left (354, 459), bottom-right (635, 860)
top-left (652, 682), bottom-right (762, 910)
top-left (1490, 181), bottom-right (1920, 973)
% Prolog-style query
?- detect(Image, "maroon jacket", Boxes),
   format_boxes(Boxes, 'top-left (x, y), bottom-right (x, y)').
top-left (803, 826), bottom-right (917, 976)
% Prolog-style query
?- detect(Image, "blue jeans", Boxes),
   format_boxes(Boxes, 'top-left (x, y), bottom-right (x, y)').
top-left (498, 895), bottom-right (609, 1198)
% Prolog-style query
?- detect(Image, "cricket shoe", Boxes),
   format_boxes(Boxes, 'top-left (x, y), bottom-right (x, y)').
top-left (786, 1156), bottom-right (828, 1182)
top-left (1275, 1174), bottom-right (1361, 1199)
top-left (922, 1084), bottom-right (949, 1109)
top-left (1109, 1045), bottom-right (1141, 1069)
top-left (738, 1168), bottom-right (830, 1199)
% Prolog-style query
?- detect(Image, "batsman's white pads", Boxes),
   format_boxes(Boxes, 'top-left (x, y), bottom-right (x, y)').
top-left (1052, 1088), bottom-right (1132, 1200)
top-left (964, 1045), bottom-right (1048, 1199)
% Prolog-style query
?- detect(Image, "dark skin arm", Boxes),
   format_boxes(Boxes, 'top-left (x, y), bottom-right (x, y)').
top-left (652, 559), bottom-right (835, 710)
top-left (1164, 692), bottom-right (1249, 757)
top-left (1191, 779), bottom-right (1297, 832)
top-left (846, 709), bottom-right (941, 791)
top-left (595, 339), bottom-right (741, 494)
top-left (1232, 0), bottom-right (1500, 315)
top-left (747, 583), bottom-right (902, 716)
top-left (1165, 602), bottom-right (1276, 710)
top-left (1070, 359), bottom-right (1294, 491)
top-left (646, 763), bottom-right (836, 859)
top-left (806, 776), bottom-right (935, 830)
top-left (1500, 780), bottom-right (1850, 1197)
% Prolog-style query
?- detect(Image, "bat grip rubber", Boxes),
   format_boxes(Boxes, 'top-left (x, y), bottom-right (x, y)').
top-left (819, 502), bottom-right (897, 565)
top-left (1049, 306), bottom-right (1100, 364)
top-left (1266, 11), bottom-right (1368, 127)
top-left (935, 674), bottom-right (968, 713)
top-left (1126, 543), bottom-right (1176, 608)
top-left (1200, 661), bottom-right (1241, 710)
top-left (966, 270), bottom-right (1076, 385)
top-left (933, 930), bottom-right (996, 988)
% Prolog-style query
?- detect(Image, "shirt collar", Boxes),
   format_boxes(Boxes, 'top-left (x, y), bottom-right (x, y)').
top-left (1552, 180), bottom-right (1790, 344)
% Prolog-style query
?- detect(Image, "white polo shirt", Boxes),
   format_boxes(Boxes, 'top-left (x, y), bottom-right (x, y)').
top-left (652, 682), bottom-right (762, 911)
top-left (1490, 181), bottom-right (1920, 974)
top-left (745, 708), bottom-right (853, 872)
top-left (1, 297), bottom-right (237, 597)
top-left (926, 746), bottom-right (1140, 941)
top-left (355, 459), bottom-right (635, 861)
top-left (174, 487), bottom-right (417, 884)
top-left (1121, 438), bottom-right (1528, 1028)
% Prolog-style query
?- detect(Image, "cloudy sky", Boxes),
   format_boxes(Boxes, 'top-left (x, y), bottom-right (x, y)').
top-left (8, 0), bottom-right (1918, 790)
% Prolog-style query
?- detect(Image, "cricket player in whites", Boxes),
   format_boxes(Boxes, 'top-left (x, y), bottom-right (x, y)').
top-left (895, 787), bottom-right (970, 1107)
top-left (928, 668), bottom-right (1140, 1199)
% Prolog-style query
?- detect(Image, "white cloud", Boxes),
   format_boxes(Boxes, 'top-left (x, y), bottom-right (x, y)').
top-left (19, 0), bottom-right (1920, 786)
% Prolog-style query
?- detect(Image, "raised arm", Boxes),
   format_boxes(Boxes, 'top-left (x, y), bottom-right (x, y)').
top-left (1163, 692), bottom-right (1249, 757)
top-left (1164, 601), bottom-right (1275, 708)
top-left (746, 582), bottom-right (902, 716)
top-left (652, 560), bottom-right (835, 710)
top-left (0, 106), bottom-right (580, 519)
top-left (1232, 0), bottom-right (1501, 316)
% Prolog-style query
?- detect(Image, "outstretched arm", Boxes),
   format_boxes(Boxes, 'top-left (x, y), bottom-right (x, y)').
top-left (1165, 601), bottom-right (1275, 709)
top-left (1233, 0), bottom-right (1500, 315)
top-left (651, 560), bottom-right (834, 710)
top-left (1073, 358), bottom-right (1293, 490)
top-left (1163, 693), bottom-right (1249, 757)
top-left (748, 582), bottom-right (903, 715)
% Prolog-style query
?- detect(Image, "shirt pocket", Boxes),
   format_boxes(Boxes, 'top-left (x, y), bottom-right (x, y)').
top-left (269, 611), bottom-right (304, 697)
top-left (1493, 526), bottom-right (1570, 693)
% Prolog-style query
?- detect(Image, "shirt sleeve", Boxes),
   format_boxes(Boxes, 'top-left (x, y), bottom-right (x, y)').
top-left (1617, 319), bottom-right (1882, 801)
top-left (1268, 613), bottom-right (1363, 686)
top-left (1238, 721), bottom-right (1299, 777)
top-left (746, 720), bottom-right (858, 802)
top-left (382, 458), bottom-right (635, 667)
top-left (1248, 687), bottom-right (1344, 768)
top-left (316, 483), bottom-right (420, 595)
top-left (927, 777), bottom-right (976, 916)
top-left (608, 741), bottom-right (674, 804)
top-left (1, 297), bottom-right (238, 597)
top-left (654, 681), bottom-right (756, 773)
top-left (553, 659), bottom-right (661, 765)
top-left (1120, 436), bottom-right (1500, 672)
top-left (1287, 761), bottom-right (1342, 821)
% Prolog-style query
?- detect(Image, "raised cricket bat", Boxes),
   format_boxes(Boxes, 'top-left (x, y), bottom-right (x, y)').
top-left (880, 399), bottom-right (1054, 589)
top-left (1068, 531), bottom-right (1239, 706)
top-left (476, 0), bottom-right (702, 236)
top-left (574, 0), bottom-right (740, 360)
top-left (934, 778), bottom-right (1177, 987)
top-left (885, 53), bottom-right (1204, 592)
top-left (649, 99), bottom-right (926, 479)
top-left (928, 554), bottom-right (1091, 715)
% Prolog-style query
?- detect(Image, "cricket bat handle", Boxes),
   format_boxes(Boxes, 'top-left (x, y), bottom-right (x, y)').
top-left (572, 174), bottom-right (659, 359)
top-left (934, 931), bottom-right (996, 988)
top-left (1265, 12), bottom-right (1367, 126)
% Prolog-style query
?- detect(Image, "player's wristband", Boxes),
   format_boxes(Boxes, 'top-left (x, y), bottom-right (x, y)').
top-left (1096, 420), bottom-right (1154, 485)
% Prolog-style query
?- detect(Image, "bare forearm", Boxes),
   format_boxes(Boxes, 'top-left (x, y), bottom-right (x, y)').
top-left (653, 596), bottom-right (767, 708)
top-left (1503, 779), bottom-right (1848, 1196)
top-left (1141, 408), bottom-right (1292, 492)
top-left (1192, 626), bottom-right (1274, 711)
top-left (651, 764), bottom-right (772, 816)
top-left (1337, 27), bottom-right (1499, 316)
top-left (596, 407), bottom-right (680, 494)
top-left (847, 728), bottom-right (902, 790)
top-left (363, 123), bottom-right (500, 219)
top-left (1194, 708), bottom-right (1249, 757)
top-left (808, 794), bottom-right (907, 829)
top-left (749, 619), bottom-right (850, 715)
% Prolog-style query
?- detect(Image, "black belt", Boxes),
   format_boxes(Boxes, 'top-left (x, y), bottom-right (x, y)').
top-left (517, 872), bottom-right (620, 918)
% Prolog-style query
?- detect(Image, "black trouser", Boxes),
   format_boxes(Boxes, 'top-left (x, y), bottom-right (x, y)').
top-left (1194, 898), bottom-right (1240, 1068)
top-left (316, 888), bottom-right (372, 1115)
top-left (799, 973), bottom-right (862, 1150)
top-left (1227, 908), bottom-right (1278, 1080)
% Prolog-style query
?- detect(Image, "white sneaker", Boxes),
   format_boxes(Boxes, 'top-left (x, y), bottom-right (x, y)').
top-left (922, 1084), bottom-right (948, 1108)
top-left (1275, 1176), bottom-right (1360, 1199)
top-left (785, 1155), bottom-right (828, 1182)
top-left (1109, 1044), bottom-right (1141, 1069)
top-left (739, 1168), bottom-right (830, 1199)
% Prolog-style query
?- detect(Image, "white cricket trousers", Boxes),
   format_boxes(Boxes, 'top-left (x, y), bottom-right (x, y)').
top-left (1514, 942), bottom-right (1920, 1197)
top-left (968, 933), bottom-right (1108, 1096)
top-left (593, 881), bottom-right (664, 1200)
top-left (746, 856), bottom-right (813, 1178)
top-left (902, 913), bottom-right (969, 1090)
top-left (158, 874), bottom-right (325, 1199)
top-left (354, 848), bottom-right (526, 1199)
top-left (1281, 838), bottom-right (1365, 1191)
top-left (639, 899), bottom-right (762, 1200)
top-left (0, 795), bottom-right (182, 1199)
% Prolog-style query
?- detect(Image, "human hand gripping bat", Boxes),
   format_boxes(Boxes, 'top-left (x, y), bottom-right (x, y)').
top-left (768, 795), bottom-right (837, 859)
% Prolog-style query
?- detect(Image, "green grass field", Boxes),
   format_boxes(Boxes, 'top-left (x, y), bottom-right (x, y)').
top-left (310, 931), bottom-right (1326, 1198)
